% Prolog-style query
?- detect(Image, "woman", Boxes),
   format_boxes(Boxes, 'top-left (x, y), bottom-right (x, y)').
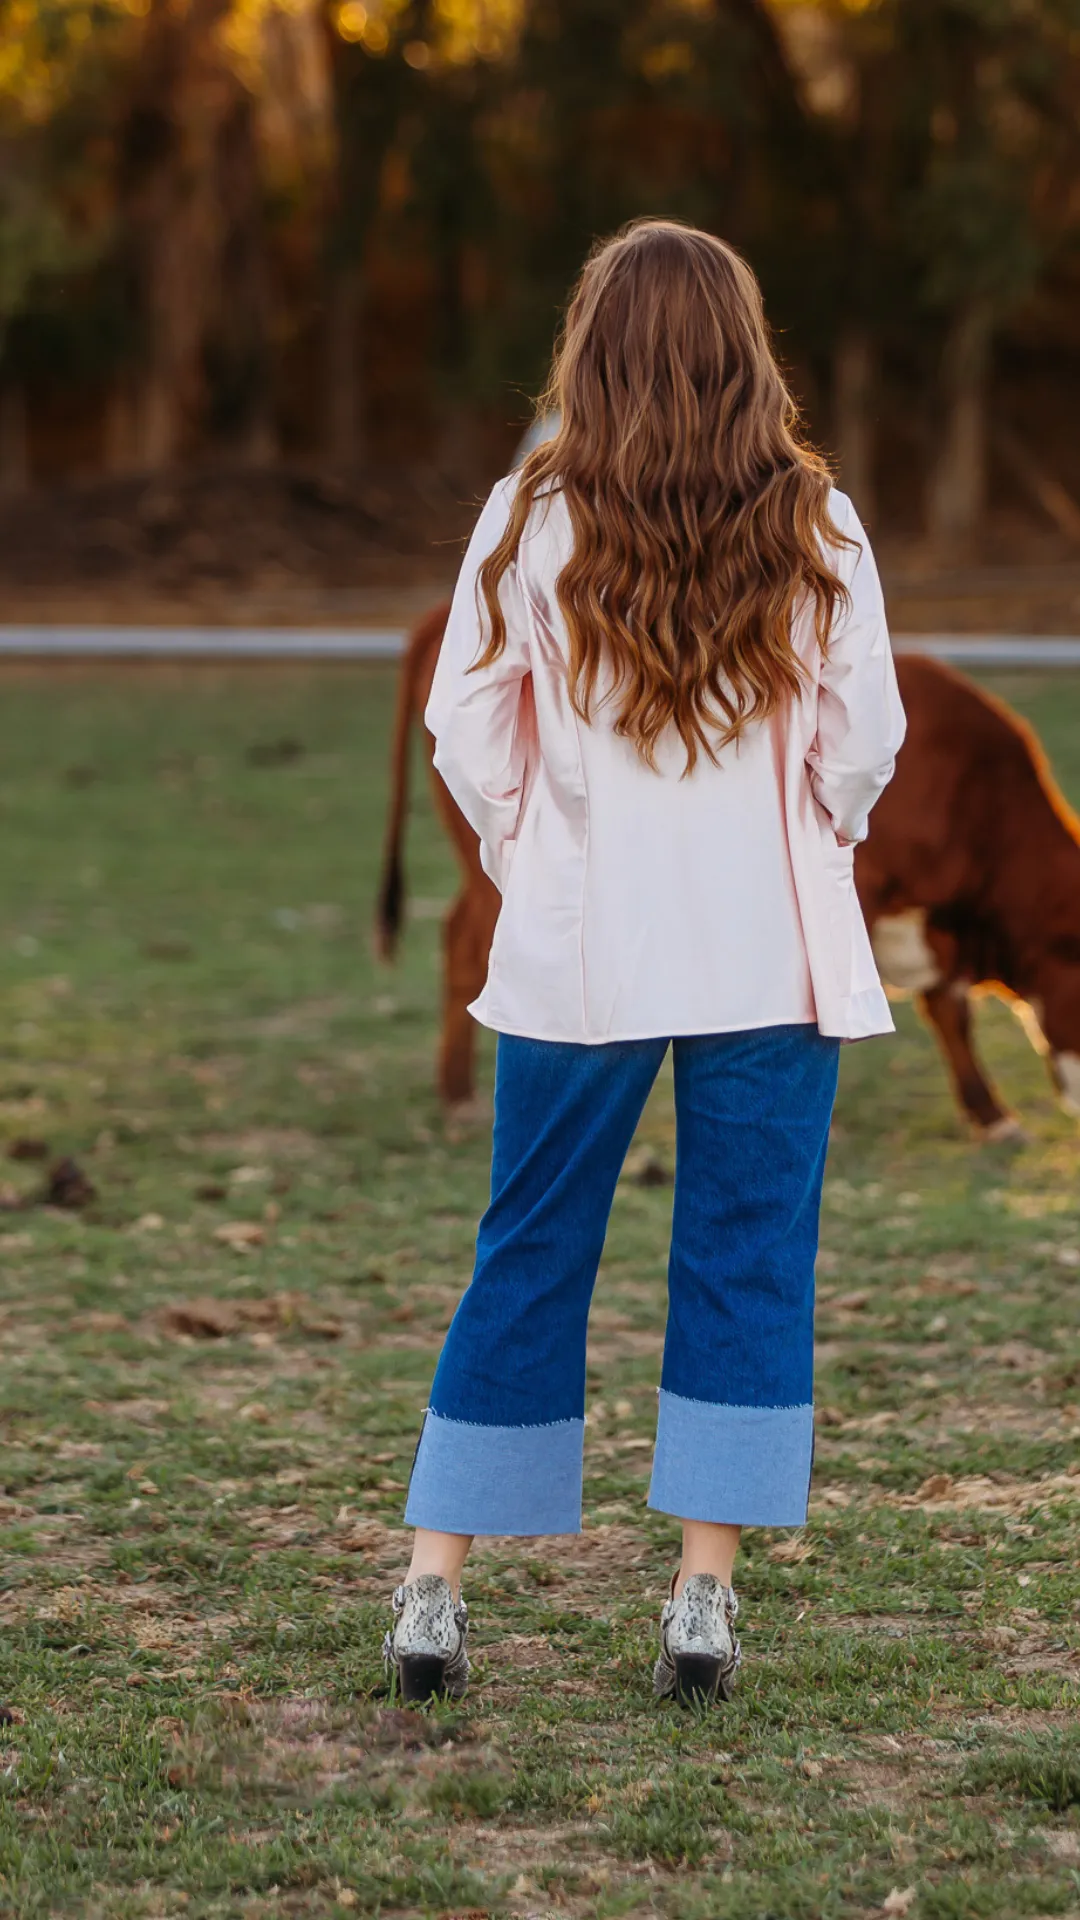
top-left (383, 219), bottom-right (904, 1708)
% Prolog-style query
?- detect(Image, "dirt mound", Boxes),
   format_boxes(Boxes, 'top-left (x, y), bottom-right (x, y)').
top-left (0, 464), bottom-right (472, 621)
top-left (2, 463), bottom-right (1079, 632)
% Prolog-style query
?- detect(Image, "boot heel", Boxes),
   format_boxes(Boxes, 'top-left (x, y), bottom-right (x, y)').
top-left (398, 1653), bottom-right (450, 1703)
top-left (673, 1652), bottom-right (724, 1706)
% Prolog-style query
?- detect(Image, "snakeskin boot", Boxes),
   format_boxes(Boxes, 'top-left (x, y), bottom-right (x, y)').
top-left (653, 1572), bottom-right (741, 1706)
top-left (382, 1574), bottom-right (470, 1703)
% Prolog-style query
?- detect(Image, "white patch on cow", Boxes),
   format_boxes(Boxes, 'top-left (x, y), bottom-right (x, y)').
top-left (1013, 997), bottom-right (1049, 1056)
top-left (871, 910), bottom-right (944, 994)
top-left (1052, 1051), bottom-right (1080, 1118)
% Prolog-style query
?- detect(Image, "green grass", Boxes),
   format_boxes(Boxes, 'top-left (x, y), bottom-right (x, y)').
top-left (0, 661), bottom-right (1078, 1919)
top-left (961, 1729), bottom-right (1080, 1812)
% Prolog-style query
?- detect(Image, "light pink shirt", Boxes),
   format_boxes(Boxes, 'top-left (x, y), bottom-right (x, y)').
top-left (425, 477), bottom-right (906, 1043)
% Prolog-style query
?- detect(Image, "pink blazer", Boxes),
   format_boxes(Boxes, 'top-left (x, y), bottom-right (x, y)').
top-left (426, 479), bottom-right (906, 1044)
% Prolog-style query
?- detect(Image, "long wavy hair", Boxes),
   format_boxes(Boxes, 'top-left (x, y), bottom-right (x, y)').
top-left (476, 219), bottom-right (851, 771)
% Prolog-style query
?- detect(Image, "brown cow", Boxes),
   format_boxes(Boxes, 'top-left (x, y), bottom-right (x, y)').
top-left (377, 614), bottom-right (1080, 1133)
top-left (375, 603), bottom-right (500, 1105)
top-left (857, 656), bottom-right (1080, 1135)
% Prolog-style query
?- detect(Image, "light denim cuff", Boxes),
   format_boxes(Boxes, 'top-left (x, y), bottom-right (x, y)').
top-left (405, 1406), bottom-right (585, 1536)
top-left (648, 1388), bottom-right (814, 1527)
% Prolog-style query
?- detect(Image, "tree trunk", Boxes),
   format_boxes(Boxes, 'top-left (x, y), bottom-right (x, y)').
top-left (832, 328), bottom-right (875, 523)
top-left (323, 264), bottom-right (363, 469)
top-left (134, 364), bottom-right (186, 471)
top-left (994, 424), bottom-right (1080, 547)
top-left (0, 383), bottom-right (29, 496)
top-left (116, 0), bottom-right (236, 473)
top-left (103, 380), bottom-right (137, 474)
top-left (926, 304), bottom-right (992, 544)
top-left (214, 88), bottom-right (279, 466)
top-left (238, 408), bottom-right (278, 470)
top-left (318, 0), bottom-right (414, 473)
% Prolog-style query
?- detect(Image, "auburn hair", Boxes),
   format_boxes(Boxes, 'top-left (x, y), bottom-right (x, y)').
top-left (476, 218), bottom-right (852, 771)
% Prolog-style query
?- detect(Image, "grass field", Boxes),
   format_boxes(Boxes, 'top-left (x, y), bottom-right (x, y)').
top-left (0, 662), bottom-right (1078, 1920)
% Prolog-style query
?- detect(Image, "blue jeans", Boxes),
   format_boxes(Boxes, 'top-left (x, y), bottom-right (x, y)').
top-left (406, 1025), bottom-right (840, 1535)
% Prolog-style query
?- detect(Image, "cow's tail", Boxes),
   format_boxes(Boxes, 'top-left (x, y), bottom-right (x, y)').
top-left (374, 603), bottom-right (449, 961)
top-left (375, 644), bottom-right (418, 962)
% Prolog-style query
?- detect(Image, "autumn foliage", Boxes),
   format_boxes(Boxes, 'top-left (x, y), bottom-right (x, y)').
top-left (0, 0), bottom-right (1078, 541)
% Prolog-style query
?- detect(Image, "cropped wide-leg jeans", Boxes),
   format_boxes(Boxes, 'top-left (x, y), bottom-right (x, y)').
top-left (405, 1024), bottom-right (840, 1535)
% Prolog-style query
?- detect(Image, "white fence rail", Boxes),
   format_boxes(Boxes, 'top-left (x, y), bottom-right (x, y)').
top-left (1, 627), bottom-right (1080, 665)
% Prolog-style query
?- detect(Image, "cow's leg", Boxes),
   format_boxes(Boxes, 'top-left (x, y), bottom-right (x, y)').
top-left (440, 893), bottom-right (479, 1105)
top-left (917, 983), bottom-right (1020, 1139)
top-left (439, 885), bottom-right (499, 1108)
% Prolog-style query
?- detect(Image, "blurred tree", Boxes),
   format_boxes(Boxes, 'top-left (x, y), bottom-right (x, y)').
top-left (111, 0), bottom-right (274, 469)
top-left (320, 0), bottom-right (431, 466)
top-left (902, 0), bottom-right (1080, 542)
top-left (0, 0), bottom-right (1077, 544)
top-left (775, 0), bottom-right (1080, 539)
top-left (0, 0), bottom-right (135, 486)
top-left (406, 22), bottom-right (501, 463)
top-left (766, 1), bottom-right (896, 521)
top-left (473, 0), bottom-right (818, 418)
top-left (0, 178), bottom-right (73, 489)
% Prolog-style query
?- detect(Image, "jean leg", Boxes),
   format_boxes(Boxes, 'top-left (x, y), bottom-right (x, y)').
top-left (407, 1033), bottom-right (666, 1535)
top-left (648, 1025), bottom-right (839, 1527)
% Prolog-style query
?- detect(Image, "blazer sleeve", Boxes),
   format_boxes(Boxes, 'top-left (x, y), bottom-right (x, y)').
top-left (424, 477), bottom-right (533, 891)
top-left (806, 493), bottom-right (906, 846)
